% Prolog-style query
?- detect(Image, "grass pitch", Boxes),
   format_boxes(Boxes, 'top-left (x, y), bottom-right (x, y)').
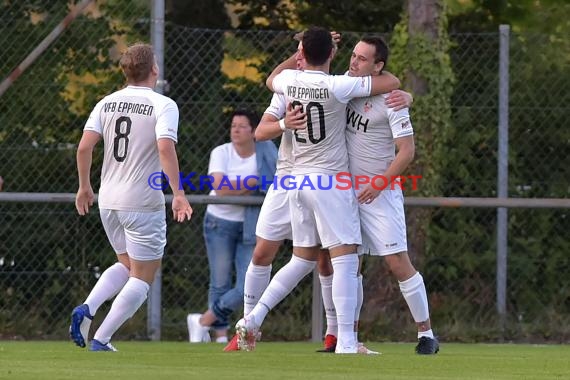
top-left (0, 341), bottom-right (568, 380)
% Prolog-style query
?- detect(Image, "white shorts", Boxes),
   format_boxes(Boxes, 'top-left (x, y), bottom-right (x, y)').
top-left (357, 188), bottom-right (408, 256)
top-left (289, 174), bottom-right (361, 249)
top-left (255, 186), bottom-right (292, 241)
top-left (100, 208), bottom-right (166, 261)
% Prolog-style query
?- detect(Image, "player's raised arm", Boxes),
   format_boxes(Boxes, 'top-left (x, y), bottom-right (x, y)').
top-left (255, 103), bottom-right (307, 141)
top-left (267, 30), bottom-right (340, 92)
top-left (369, 71), bottom-right (400, 96)
top-left (266, 31), bottom-right (309, 92)
top-left (266, 53), bottom-right (298, 92)
top-left (255, 113), bottom-right (282, 141)
top-left (386, 89), bottom-right (414, 111)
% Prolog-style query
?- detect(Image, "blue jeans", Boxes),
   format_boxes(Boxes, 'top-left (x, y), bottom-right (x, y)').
top-left (203, 212), bottom-right (254, 330)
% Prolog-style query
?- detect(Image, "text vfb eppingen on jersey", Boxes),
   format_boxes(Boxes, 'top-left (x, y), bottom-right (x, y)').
top-left (147, 171), bottom-right (422, 192)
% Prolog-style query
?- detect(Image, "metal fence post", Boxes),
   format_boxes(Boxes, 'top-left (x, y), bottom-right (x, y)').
top-left (147, 0), bottom-right (166, 342)
top-left (311, 269), bottom-right (324, 342)
top-left (497, 24), bottom-right (510, 338)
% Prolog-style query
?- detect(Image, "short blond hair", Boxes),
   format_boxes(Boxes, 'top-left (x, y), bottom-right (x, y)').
top-left (119, 43), bottom-right (155, 83)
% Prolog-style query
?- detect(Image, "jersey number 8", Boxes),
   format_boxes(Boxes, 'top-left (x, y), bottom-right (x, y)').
top-left (113, 116), bottom-right (131, 162)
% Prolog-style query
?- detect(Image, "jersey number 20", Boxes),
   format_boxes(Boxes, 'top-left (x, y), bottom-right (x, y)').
top-left (291, 101), bottom-right (325, 144)
top-left (113, 116), bottom-right (131, 162)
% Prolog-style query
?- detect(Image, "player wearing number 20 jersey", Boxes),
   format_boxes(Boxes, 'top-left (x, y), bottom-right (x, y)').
top-left (272, 70), bottom-right (371, 177)
top-left (84, 86), bottom-right (179, 212)
top-left (235, 27), bottom-right (401, 354)
top-left (271, 69), bottom-right (372, 248)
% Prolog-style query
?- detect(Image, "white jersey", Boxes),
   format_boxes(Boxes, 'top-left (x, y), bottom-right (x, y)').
top-left (263, 93), bottom-right (294, 177)
top-left (84, 85), bottom-right (178, 211)
top-left (206, 142), bottom-right (257, 222)
top-left (346, 93), bottom-right (413, 177)
top-left (272, 69), bottom-right (372, 175)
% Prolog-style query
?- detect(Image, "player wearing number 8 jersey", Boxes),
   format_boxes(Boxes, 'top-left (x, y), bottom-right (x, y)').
top-left (88, 82), bottom-right (178, 212)
top-left (235, 27), bottom-right (400, 354)
top-left (71, 43), bottom-right (192, 352)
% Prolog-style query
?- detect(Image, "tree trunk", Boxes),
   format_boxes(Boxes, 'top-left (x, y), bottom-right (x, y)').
top-left (405, 0), bottom-right (443, 265)
top-left (362, 1), bottom-right (448, 337)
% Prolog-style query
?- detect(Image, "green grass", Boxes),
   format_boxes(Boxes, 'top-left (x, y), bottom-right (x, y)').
top-left (0, 341), bottom-right (568, 380)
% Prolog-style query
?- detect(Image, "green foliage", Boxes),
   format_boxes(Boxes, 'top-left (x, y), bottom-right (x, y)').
top-left (447, 0), bottom-right (570, 34)
top-left (389, 5), bottom-right (456, 196)
top-left (166, 0), bottom-right (230, 28)
top-left (1, 1), bottom-right (569, 344)
top-left (227, 0), bottom-right (404, 32)
top-left (292, 0), bottom-right (404, 32)
top-left (226, 0), bottom-right (293, 30)
top-left (0, 1), bottom-right (148, 146)
top-left (508, 32), bottom-right (570, 198)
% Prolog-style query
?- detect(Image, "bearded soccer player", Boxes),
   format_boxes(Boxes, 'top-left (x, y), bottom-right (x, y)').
top-left (334, 36), bottom-right (439, 354)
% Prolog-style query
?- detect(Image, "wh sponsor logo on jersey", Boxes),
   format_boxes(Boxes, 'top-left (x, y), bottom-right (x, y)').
top-left (346, 108), bottom-right (369, 132)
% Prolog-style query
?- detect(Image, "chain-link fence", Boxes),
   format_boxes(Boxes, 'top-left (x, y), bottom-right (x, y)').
top-left (0, 2), bottom-right (568, 343)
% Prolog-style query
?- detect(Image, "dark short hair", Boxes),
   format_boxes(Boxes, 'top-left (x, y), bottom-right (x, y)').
top-left (302, 26), bottom-right (333, 66)
top-left (360, 36), bottom-right (389, 69)
top-left (231, 108), bottom-right (260, 131)
top-left (120, 43), bottom-right (155, 83)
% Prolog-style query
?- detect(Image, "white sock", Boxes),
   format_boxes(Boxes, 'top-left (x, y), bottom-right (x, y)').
top-left (250, 255), bottom-right (315, 326)
top-left (319, 274), bottom-right (337, 337)
top-left (85, 262), bottom-right (129, 315)
top-left (331, 254), bottom-right (358, 348)
top-left (354, 274), bottom-right (363, 342)
top-left (418, 329), bottom-right (434, 339)
top-left (215, 336), bottom-right (228, 343)
top-left (399, 272), bottom-right (430, 325)
top-left (243, 263), bottom-right (272, 317)
top-left (94, 277), bottom-right (149, 344)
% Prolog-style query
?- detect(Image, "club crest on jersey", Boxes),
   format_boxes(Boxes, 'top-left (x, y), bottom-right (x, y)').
top-left (363, 101), bottom-right (373, 113)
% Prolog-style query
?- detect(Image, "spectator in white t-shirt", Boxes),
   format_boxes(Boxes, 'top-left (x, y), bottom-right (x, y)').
top-left (187, 109), bottom-right (277, 343)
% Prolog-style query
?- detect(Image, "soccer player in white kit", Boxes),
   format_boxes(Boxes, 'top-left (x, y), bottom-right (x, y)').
top-left (345, 36), bottom-right (439, 354)
top-left (223, 36), bottom-right (336, 352)
top-left (70, 43), bottom-right (193, 351)
top-left (225, 33), bottom-right (412, 354)
top-left (235, 27), bottom-right (401, 353)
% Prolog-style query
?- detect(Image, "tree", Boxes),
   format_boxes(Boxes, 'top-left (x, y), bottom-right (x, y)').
top-left (388, 0), bottom-right (455, 261)
top-left (226, 0), bottom-right (404, 32)
top-left (0, 0), bottom-right (150, 339)
top-left (447, 0), bottom-right (570, 33)
top-left (350, 0), bottom-right (458, 338)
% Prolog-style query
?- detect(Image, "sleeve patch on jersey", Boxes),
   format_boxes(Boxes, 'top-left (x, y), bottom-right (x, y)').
top-left (401, 121), bottom-right (411, 129)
